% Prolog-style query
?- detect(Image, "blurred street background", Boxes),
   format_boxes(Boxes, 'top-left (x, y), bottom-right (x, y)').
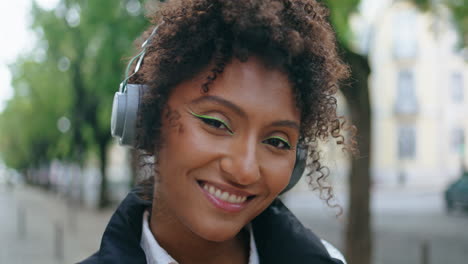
top-left (2, 184), bottom-right (468, 264)
top-left (1, 0), bottom-right (467, 264)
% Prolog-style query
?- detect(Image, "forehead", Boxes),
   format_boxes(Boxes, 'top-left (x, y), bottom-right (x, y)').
top-left (168, 57), bottom-right (300, 122)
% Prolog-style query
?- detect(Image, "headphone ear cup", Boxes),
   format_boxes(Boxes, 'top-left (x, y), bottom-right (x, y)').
top-left (280, 145), bottom-right (307, 194)
top-left (110, 84), bottom-right (147, 147)
top-left (111, 91), bottom-right (126, 139)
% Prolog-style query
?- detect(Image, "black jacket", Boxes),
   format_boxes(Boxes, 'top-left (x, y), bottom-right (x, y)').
top-left (80, 190), bottom-right (344, 264)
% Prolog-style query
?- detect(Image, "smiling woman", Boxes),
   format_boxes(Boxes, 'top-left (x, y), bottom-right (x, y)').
top-left (154, 58), bottom-right (299, 245)
top-left (81, 0), bottom-right (352, 264)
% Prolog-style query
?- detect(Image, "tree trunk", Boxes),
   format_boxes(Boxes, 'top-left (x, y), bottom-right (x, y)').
top-left (98, 142), bottom-right (110, 208)
top-left (341, 48), bottom-right (372, 264)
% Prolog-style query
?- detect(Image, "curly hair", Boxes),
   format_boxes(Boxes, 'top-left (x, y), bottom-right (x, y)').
top-left (130, 0), bottom-right (354, 208)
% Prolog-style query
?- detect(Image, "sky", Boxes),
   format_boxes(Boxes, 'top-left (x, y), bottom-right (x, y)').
top-left (0, 0), bottom-right (388, 113)
top-left (0, 0), bottom-right (59, 112)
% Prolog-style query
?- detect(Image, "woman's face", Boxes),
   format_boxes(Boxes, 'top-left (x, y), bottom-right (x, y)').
top-left (154, 57), bottom-right (300, 242)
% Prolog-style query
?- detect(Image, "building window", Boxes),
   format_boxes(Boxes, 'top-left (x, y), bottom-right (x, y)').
top-left (451, 72), bottom-right (464, 103)
top-left (393, 10), bottom-right (418, 59)
top-left (395, 69), bottom-right (418, 114)
top-left (452, 128), bottom-right (465, 153)
top-left (398, 125), bottom-right (416, 159)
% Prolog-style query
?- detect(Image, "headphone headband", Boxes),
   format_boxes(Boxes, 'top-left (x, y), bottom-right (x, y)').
top-left (120, 23), bottom-right (162, 93)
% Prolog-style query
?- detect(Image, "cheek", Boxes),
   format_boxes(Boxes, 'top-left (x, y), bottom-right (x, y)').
top-left (262, 156), bottom-right (296, 195)
top-left (158, 118), bottom-right (218, 174)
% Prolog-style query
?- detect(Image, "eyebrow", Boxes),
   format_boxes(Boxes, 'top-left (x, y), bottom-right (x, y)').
top-left (190, 95), bottom-right (300, 132)
top-left (270, 120), bottom-right (300, 131)
top-left (190, 95), bottom-right (246, 118)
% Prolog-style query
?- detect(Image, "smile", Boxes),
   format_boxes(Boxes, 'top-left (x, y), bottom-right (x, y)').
top-left (203, 183), bottom-right (247, 204)
top-left (198, 181), bottom-right (254, 213)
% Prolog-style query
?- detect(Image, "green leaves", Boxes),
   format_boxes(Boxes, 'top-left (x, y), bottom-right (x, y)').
top-left (409, 0), bottom-right (468, 48)
top-left (0, 0), bottom-right (149, 170)
top-left (320, 0), bottom-right (360, 48)
top-left (445, 0), bottom-right (468, 48)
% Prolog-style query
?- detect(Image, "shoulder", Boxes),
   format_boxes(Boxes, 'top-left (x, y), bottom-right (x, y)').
top-left (252, 199), bottom-right (347, 264)
top-left (79, 191), bottom-right (151, 264)
top-left (321, 239), bottom-right (347, 264)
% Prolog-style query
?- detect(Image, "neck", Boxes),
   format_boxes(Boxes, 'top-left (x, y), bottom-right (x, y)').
top-left (149, 202), bottom-right (250, 264)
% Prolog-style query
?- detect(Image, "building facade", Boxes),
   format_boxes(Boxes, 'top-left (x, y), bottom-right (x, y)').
top-left (369, 1), bottom-right (468, 188)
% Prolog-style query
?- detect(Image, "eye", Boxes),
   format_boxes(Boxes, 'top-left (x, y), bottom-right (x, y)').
top-left (190, 111), bottom-right (233, 135)
top-left (263, 136), bottom-right (291, 150)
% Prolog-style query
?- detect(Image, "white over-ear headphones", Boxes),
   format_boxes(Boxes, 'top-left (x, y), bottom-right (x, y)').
top-left (110, 25), bottom-right (160, 147)
top-left (110, 23), bottom-right (306, 193)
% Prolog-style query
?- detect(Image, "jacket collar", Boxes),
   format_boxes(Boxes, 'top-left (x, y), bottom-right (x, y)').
top-left (80, 190), bottom-right (343, 264)
top-left (80, 190), bottom-right (151, 264)
top-left (252, 199), bottom-right (343, 264)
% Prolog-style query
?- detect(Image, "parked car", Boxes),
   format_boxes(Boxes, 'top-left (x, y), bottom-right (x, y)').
top-left (445, 171), bottom-right (468, 213)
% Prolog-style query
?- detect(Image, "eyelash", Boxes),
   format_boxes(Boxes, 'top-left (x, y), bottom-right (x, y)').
top-left (262, 136), bottom-right (292, 150)
top-left (190, 111), bottom-right (234, 135)
top-left (190, 111), bottom-right (292, 150)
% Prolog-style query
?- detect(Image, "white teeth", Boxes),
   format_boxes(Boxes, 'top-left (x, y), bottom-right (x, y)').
top-left (202, 183), bottom-right (248, 204)
top-left (238, 196), bottom-right (246, 203)
top-left (228, 194), bottom-right (237, 203)
top-left (220, 191), bottom-right (229, 200)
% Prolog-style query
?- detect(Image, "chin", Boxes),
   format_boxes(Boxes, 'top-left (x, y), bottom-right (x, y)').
top-left (188, 215), bottom-right (247, 242)
top-left (196, 224), bottom-right (244, 242)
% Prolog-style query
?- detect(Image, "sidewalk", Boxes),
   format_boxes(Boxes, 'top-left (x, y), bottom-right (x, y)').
top-left (2, 184), bottom-right (466, 264)
top-left (0, 184), bottom-right (115, 264)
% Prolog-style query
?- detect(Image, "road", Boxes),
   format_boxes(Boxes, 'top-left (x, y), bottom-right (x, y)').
top-left (1, 184), bottom-right (467, 264)
top-left (283, 188), bottom-right (468, 264)
top-left (0, 185), bottom-right (113, 264)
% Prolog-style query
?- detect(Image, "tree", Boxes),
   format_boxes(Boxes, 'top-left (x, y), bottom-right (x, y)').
top-left (412, 0), bottom-right (468, 48)
top-left (0, 57), bottom-right (73, 174)
top-left (0, 0), bottom-right (150, 207)
top-left (322, 1), bottom-right (468, 264)
top-left (319, 1), bottom-right (372, 264)
top-left (32, 0), bottom-right (149, 207)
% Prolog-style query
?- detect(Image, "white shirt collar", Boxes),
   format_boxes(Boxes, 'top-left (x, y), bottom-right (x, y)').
top-left (140, 211), bottom-right (259, 264)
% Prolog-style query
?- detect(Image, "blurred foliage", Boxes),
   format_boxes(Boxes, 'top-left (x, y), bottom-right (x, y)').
top-left (411, 0), bottom-right (468, 48)
top-left (445, 0), bottom-right (468, 48)
top-left (0, 0), bottom-right (465, 207)
top-left (320, 0), bottom-right (360, 48)
top-left (0, 57), bottom-right (73, 169)
top-left (0, 0), bottom-right (363, 172)
top-left (0, 0), bottom-right (149, 176)
top-left (412, 0), bottom-right (432, 11)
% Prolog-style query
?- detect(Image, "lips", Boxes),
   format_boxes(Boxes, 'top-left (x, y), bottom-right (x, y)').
top-left (202, 183), bottom-right (248, 203)
top-left (198, 181), bottom-right (255, 212)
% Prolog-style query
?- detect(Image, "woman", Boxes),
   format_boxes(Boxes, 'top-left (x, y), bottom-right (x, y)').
top-left (82, 0), bottom-right (351, 263)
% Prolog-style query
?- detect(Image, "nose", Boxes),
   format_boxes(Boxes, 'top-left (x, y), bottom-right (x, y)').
top-left (220, 139), bottom-right (261, 186)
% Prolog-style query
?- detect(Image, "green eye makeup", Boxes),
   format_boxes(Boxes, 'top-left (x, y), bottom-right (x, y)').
top-left (263, 136), bottom-right (292, 150)
top-left (189, 111), bottom-right (291, 149)
top-left (189, 111), bottom-right (234, 135)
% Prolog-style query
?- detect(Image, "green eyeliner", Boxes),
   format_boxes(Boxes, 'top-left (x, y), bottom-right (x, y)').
top-left (189, 111), bottom-right (234, 135)
top-left (265, 136), bottom-right (291, 149)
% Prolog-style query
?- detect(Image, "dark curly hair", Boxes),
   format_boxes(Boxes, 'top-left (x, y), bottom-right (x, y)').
top-left (130, 0), bottom-right (354, 209)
